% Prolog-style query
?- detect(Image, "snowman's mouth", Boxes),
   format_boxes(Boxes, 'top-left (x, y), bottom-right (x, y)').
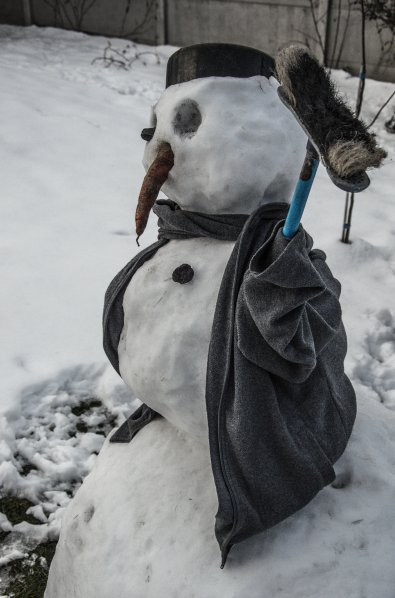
top-left (135, 142), bottom-right (175, 243)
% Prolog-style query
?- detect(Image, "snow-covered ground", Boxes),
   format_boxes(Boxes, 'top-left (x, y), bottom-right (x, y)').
top-left (0, 24), bottom-right (394, 595)
top-left (0, 27), bottom-right (175, 561)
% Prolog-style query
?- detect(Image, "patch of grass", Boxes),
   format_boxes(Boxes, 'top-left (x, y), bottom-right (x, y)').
top-left (0, 529), bottom-right (9, 543)
top-left (71, 398), bottom-right (102, 417)
top-left (20, 461), bottom-right (37, 476)
top-left (0, 497), bottom-right (41, 526)
top-left (69, 397), bottom-right (117, 438)
top-left (0, 497), bottom-right (57, 597)
top-left (1, 396), bottom-right (116, 596)
top-left (5, 541), bottom-right (57, 598)
top-left (13, 455), bottom-right (38, 477)
top-left (76, 421), bottom-right (88, 433)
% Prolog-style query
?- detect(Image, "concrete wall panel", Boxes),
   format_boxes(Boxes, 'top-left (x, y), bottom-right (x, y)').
top-left (0, 0), bottom-right (25, 25)
top-left (165, 0), bottom-right (322, 58)
top-left (0, 0), bottom-right (393, 82)
top-left (30, 0), bottom-right (159, 44)
top-left (325, 0), bottom-right (395, 82)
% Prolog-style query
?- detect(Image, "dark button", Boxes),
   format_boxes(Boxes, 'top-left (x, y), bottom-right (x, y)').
top-left (172, 264), bottom-right (194, 284)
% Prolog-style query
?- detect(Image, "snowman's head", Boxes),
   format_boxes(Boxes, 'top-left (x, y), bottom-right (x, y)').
top-left (136, 44), bottom-right (306, 237)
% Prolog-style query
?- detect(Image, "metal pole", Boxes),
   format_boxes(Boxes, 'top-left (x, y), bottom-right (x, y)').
top-left (22, 0), bottom-right (32, 26)
top-left (340, 0), bottom-right (366, 243)
top-left (282, 141), bottom-right (320, 240)
top-left (155, 0), bottom-right (168, 45)
top-left (323, 0), bottom-right (333, 67)
top-left (163, 0), bottom-right (168, 45)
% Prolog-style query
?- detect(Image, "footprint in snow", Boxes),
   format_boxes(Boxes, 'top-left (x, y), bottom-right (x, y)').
top-left (353, 309), bottom-right (395, 408)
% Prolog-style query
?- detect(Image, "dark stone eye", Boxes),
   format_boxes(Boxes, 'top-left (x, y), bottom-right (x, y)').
top-left (141, 127), bottom-right (156, 141)
top-left (173, 100), bottom-right (202, 138)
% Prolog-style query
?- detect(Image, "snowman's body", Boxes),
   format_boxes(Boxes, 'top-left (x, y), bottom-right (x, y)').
top-left (118, 237), bottom-right (234, 438)
top-left (45, 47), bottom-right (395, 598)
top-left (46, 68), bottom-right (317, 596)
top-left (117, 74), bottom-right (307, 438)
top-left (45, 400), bottom-right (395, 598)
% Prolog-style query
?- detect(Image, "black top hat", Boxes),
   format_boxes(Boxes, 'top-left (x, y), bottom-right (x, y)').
top-left (166, 43), bottom-right (275, 88)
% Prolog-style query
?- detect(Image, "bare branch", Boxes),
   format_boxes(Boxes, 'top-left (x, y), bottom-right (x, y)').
top-left (294, 28), bottom-right (322, 46)
top-left (330, 0), bottom-right (343, 69)
top-left (92, 41), bottom-right (162, 71)
top-left (121, 0), bottom-right (133, 34)
top-left (335, 0), bottom-right (352, 67)
top-left (367, 89), bottom-right (395, 128)
top-left (58, 2), bottom-right (76, 29)
top-left (308, 0), bottom-right (326, 56)
top-left (122, 0), bottom-right (157, 39)
top-left (82, 0), bottom-right (99, 18)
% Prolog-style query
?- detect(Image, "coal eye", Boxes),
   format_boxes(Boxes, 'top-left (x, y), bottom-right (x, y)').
top-left (173, 100), bottom-right (202, 137)
top-left (141, 127), bottom-right (156, 141)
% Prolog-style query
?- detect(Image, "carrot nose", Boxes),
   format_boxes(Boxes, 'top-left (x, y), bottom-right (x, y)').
top-left (135, 142), bottom-right (174, 243)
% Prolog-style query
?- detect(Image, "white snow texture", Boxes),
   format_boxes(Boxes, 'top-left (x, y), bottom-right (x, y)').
top-left (143, 75), bottom-right (306, 213)
top-left (119, 74), bottom-right (305, 438)
top-left (0, 24), bottom-right (395, 598)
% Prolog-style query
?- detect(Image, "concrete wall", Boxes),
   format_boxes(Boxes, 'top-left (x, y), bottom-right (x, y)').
top-left (325, 0), bottom-right (395, 82)
top-left (0, 0), bottom-right (25, 25)
top-left (0, 0), bottom-right (393, 82)
top-left (30, 0), bottom-right (160, 44)
top-left (164, 0), bottom-right (394, 82)
top-left (165, 0), bottom-right (325, 61)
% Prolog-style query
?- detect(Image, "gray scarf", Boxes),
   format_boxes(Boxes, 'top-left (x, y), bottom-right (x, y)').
top-left (103, 200), bottom-right (286, 374)
top-left (103, 199), bottom-right (356, 567)
top-left (155, 199), bottom-right (249, 241)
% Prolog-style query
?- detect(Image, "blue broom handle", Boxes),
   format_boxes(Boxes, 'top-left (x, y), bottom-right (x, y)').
top-left (282, 142), bottom-right (319, 240)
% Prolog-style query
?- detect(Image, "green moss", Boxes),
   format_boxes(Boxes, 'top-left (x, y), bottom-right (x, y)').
top-left (71, 398), bottom-right (102, 417)
top-left (0, 497), bottom-right (41, 526)
top-left (15, 457), bottom-right (37, 477)
top-left (69, 397), bottom-right (117, 438)
top-left (0, 498), bottom-right (58, 597)
top-left (0, 395), bottom-right (117, 596)
top-left (0, 529), bottom-right (10, 543)
top-left (5, 541), bottom-right (57, 598)
top-left (76, 421), bottom-right (88, 433)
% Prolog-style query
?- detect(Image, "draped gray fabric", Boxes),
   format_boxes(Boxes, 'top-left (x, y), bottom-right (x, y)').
top-left (205, 211), bottom-right (356, 565)
top-left (103, 200), bottom-right (356, 566)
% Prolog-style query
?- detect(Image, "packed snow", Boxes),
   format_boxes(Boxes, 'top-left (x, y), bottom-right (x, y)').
top-left (142, 74), bottom-right (306, 212)
top-left (119, 73), bottom-right (306, 438)
top-left (0, 24), bottom-right (395, 597)
top-left (119, 238), bottom-right (234, 437)
top-left (45, 402), bottom-right (395, 598)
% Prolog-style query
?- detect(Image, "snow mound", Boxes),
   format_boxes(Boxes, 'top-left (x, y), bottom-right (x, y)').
top-left (45, 395), bottom-right (395, 598)
top-left (353, 309), bottom-right (395, 408)
top-left (0, 364), bottom-right (136, 567)
top-left (0, 24), bottom-right (394, 596)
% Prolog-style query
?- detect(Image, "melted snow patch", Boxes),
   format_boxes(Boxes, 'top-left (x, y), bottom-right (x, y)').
top-left (0, 364), bottom-right (136, 567)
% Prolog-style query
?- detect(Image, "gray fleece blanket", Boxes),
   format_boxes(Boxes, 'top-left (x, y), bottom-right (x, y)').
top-left (103, 200), bottom-right (356, 566)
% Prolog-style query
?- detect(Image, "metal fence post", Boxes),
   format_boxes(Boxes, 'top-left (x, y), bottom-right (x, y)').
top-left (156, 0), bottom-right (167, 45)
top-left (23, 0), bottom-right (32, 25)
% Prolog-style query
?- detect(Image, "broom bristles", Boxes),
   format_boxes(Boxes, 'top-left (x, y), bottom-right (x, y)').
top-left (275, 46), bottom-right (387, 179)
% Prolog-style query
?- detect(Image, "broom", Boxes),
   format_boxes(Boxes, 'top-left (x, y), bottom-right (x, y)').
top-left (275, 46), bottom-right (386, 239)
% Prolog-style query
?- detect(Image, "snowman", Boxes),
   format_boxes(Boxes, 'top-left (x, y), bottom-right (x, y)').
top-left (111, 43), bottom-right (308, 441)
top-left (45, 44), bottom-right (391, 598)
